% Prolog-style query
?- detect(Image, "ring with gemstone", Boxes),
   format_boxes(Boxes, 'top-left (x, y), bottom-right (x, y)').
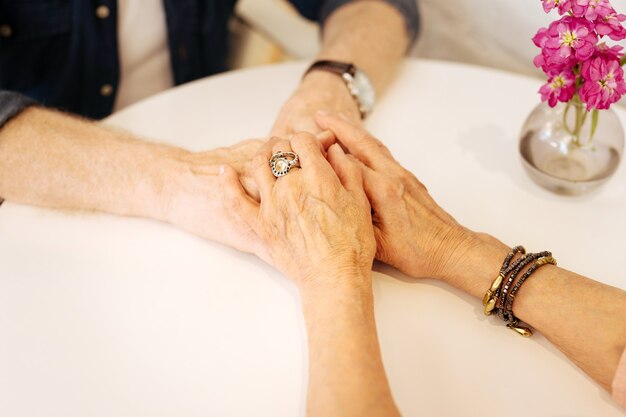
top-left (269, 151), bottom-right (300, 177)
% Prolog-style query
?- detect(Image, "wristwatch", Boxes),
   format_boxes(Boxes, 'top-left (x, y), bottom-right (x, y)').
top-left (305, 60), bottom-right (376, 119)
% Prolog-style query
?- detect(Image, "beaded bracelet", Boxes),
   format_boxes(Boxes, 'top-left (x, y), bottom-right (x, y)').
top-left (504, 256), bottom-right (557, 337)
top-left (483, 245), bottom-right (525, 315)
top-left (497, 251), bottom-right (551, 321)
top-left (482, 246), bottom-right (557, 337)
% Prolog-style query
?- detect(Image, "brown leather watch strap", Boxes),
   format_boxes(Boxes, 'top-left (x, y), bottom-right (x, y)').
top-left (304, 60), bottom-right (356, 78)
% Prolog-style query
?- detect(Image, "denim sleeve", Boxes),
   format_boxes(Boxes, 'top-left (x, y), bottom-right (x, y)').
top-left (320, 0), bottom-right (420, 47)
top-left (0, 90), bottom-right (37, 130)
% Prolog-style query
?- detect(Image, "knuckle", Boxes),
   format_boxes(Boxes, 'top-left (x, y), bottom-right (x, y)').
top-left (380, 178), bottom-right (404, 199)
top-left (225, 194), bottom-right (242, 212)
top-left (253, 153), bottom-right (268, 168)
top-left (398, 169), bottom-right (415, 183)
top-left (397, 168), bottom-right (427, 191)
top-left (292, 132), bottom-right (316, 147)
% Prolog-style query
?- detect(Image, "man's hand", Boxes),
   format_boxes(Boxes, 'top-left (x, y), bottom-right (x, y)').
top-left (270, 71), bottom-right (362, 136)
top-left (271, 0), bottom-right (413, 137)
top-left (162, 138), bottom-right (272, 263)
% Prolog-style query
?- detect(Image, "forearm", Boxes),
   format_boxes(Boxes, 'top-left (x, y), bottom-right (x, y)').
top-left (441, 232), bottom-right (626, 391)
top-left (318, 0), bottom-right (410, 94)
top-left (300, 270), bottom-right (400, 417)
top-left (0, 107), bottom-right (187, 219)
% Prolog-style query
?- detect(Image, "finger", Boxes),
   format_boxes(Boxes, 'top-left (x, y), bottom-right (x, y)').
top-left (315, 112), bottom-right (395, 171)
top-left (252, 140), bottom-right (279, 201)
top-left (356, 161), bottom-right (390, 214)
top-left (218, 164), bottom-right (261, 231)
top-left (316, 130), bottom-right (337, 151)
top-left (271, 137), bottom-right (294, 155)
top-left (326, 143), bottom-right (365, 197)
top-left (290, 132), bottom-right (334, 176)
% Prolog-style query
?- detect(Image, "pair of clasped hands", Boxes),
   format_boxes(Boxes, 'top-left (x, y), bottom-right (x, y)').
top-left (216, 111), bottom-right (470, 292)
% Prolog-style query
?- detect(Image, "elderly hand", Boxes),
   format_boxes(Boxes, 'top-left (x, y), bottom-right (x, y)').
top-left (163, 138), bottom-right (270, 262)
top-left (218, 133), bottom-right (375, 288)
top-left (315, 113), bottom-right (477, 283)
top-left (270, 71), bottom-right (362, 137)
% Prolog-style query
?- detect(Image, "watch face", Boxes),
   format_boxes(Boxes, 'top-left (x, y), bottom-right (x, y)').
top-left (352, 69), bottom-right (376, 116)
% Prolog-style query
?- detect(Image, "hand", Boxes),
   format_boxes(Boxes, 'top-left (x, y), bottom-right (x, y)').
top-left (270, 71), bottom-right (362, 137)
top-left (315, 113), bottom-right (477, 283)
top-left (162, 138), bottom-right (270, 262)
top-left (218, 133), bottom-right (376, 289)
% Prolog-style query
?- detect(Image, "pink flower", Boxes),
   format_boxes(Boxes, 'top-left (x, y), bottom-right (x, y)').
top-left (532, 25), bottom-right (569, 73)
top-left (579, 56), bottom-right (626, 109)
top-left (542, 17), bottom-right (598, 65)
top-left (594, 42), bottom-right (624, 60)
top-left (542, 0), bottom-right (574, 14)
top-left (595, 11), bottom-right (626, 40)
top-left (539, 70), bottom-right (576, 106)
top-left (572, 0), bottom-right (613, 21)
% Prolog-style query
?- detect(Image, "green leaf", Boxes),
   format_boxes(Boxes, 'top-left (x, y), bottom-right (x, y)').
top-left (590, 109), bottom-right (599, 140)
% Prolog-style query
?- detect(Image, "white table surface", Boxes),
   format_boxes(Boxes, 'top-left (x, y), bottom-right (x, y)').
top-left (1, 60), bottom-right (625, 417)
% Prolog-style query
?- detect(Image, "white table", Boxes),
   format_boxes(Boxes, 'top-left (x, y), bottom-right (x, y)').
top-left (2, 60), bottom-right (625, 417)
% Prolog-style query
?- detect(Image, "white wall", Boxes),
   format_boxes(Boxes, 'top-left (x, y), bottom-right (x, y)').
top-left (410, 0), bottom-right (552, 78)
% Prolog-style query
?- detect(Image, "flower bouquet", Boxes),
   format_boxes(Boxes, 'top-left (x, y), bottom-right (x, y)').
top-left (519, 0), bottom-right (626, 194)
top-left (534, 0), bottom-right (626, 143)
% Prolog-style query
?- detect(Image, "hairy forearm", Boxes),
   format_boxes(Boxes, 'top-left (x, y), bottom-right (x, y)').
top-left (271, 1), bottom-right (411, 135)
top-left (0, 107), bottom-right (185, 219)
top-left (319, 0), bottom-right (410, 94)
top-left (441, 232), bottom-right (626, 391)
top-left (301, 271), bottom-right (400, 417)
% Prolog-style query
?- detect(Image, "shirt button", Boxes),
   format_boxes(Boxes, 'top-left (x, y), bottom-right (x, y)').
top-left (0, 24), bottom-right (12, 38)
top-left (95, 5), bottom-right (110, 19)
top-left (100, 84), bottom-right (114, 97)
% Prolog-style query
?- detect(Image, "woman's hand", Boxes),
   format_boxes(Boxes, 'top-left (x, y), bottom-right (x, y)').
top-left (218, 132), bottom-right (375, 289)
top-left (315, 113), bottom-right (478, 283)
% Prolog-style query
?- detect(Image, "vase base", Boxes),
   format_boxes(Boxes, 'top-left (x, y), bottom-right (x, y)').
top-left (520, 132), bottom-right (621, 195)
top-left (518, 102), bottom-right (624, 196)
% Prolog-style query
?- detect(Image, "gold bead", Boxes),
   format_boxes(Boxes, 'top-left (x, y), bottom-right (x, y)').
top-left (484, 298), bottom-right (496, 315)
top-left (508, 323), bottom-right (533, 337)
top-left (482, 290), bottom-right (492, 306)
top-left (489, 273), bottom-right (504, 293)
top-left (537, 256), bottom-right (557, 266)
top-left (483, 273), bottom-right (504, 306)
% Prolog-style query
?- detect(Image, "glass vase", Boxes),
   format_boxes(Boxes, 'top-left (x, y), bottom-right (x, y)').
top-left (519, 101), bottom-right (625, 195)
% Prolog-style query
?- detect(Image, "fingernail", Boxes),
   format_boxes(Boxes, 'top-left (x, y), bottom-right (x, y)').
top-left (316, 110), bottom-right (329, 117)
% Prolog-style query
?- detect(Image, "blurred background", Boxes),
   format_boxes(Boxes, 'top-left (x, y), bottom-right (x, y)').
top-left (231, 0), bottom-right (553, 78)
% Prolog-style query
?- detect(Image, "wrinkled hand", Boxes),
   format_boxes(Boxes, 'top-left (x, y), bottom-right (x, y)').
top-left (218, 133), bottom-right (376, 288)
top-left (163, 138), bottom-right (269, 261)
top-left (316, 113), bottom-right (473, 281)
top-left (270, 71), bottom-right (362, 137)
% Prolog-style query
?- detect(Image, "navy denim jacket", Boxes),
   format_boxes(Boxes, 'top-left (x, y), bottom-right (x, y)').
top-left (0, 0), bottom-right (419, 122)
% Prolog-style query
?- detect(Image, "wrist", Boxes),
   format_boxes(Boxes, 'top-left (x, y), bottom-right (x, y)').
top-left (300, 266), bottom-right (372, 300)
top-left (300, 267), bottom-right (374, 321)
top-left (437, 230), bottom-right (511, 299)
top-left (150, 148), bottom-right (213, 223)
top-left (299, 71), bottom-right (361, 121)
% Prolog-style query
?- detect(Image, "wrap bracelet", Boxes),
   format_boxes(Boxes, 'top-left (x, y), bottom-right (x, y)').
top-left (497, 251), bottom-right (551, 321)
top-left (482, 245), bottom-right (557, 337)
top-left (482, 245), bottom-right (525, 315)
top-left (504, 256), bottom-right (557, 337)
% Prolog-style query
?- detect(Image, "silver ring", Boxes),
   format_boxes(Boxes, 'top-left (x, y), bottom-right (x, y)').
top-left (269, 151), bottom-right (300, 177)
